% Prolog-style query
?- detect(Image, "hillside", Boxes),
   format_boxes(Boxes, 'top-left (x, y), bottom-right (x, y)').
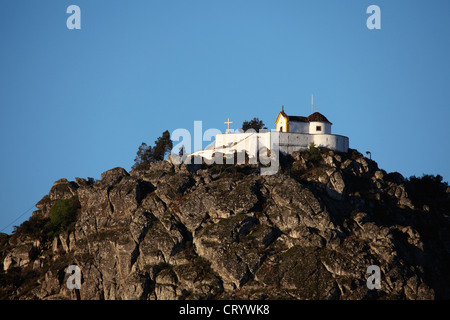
top-left (1, 148), bottom-right (449, 300)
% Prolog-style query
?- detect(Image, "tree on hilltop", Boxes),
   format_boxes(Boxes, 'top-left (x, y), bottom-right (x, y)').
top-left (132, 130), bottom-right (173, 170)
top-left (241, 117), bottom-right (266, 132)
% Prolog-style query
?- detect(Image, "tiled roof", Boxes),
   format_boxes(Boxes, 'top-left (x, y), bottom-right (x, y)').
top-left (307, 111), bottom-right (331, 123)
top-left (277, 110), bottom-right (332, 124)
top-left (287, 116), bottom-right (308, 122)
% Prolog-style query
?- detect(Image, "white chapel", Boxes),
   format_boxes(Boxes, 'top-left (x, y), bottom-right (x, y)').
top-left (187, 106), bottom-right (349, 163)
top-left (273, 106), bottom-right (349, 153)
top-left (275, 106), bottom-right (332, 134)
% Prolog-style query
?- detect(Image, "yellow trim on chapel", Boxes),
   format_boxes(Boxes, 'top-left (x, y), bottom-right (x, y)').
top-left (275, 112), bottom-right (282, 125)
top-left (275, 111), bottom-right (289, 132)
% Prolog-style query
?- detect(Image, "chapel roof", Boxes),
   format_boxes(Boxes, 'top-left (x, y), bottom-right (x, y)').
top-left (276, 108), bottom-right (332, 125)
top-left (287, 116), bottom-right (308, 122)
top-left (306, 111), bottom-right (332, 124)
top-left (280, 111), bottom-right (331, 124)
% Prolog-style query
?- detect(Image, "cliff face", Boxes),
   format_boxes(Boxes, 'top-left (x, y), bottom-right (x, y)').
top-left (1, 149), bottom-right (449, 300)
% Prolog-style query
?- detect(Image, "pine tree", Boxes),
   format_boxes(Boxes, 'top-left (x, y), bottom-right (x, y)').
top-left (152, 130), bottom-right (173, 161)
top-left (132, 131), bottom-right (173, 170)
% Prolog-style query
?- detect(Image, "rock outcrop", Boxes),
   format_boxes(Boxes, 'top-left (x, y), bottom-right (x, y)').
top-left (1, 149), bottom-right (449, 300)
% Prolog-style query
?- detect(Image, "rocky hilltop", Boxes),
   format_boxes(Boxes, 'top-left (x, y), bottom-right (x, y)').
top-left (1, 148), bottom-right (449, 300)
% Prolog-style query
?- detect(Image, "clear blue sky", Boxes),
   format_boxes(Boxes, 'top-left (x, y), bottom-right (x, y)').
top-left (1, 0), bottom-right (449, 234)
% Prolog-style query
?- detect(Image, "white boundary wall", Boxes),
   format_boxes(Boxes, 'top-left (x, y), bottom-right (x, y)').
top-left (278, 132), bottom-right (348, 153)
top-left (189, 131), bottom-right (349, 161)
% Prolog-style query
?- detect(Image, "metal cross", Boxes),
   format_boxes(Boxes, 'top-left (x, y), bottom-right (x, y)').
top-left (224, 118), bottom-right (233, 133)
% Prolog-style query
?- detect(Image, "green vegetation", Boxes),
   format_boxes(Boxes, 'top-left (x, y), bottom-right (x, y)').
top-left (307, 142), bottom-right (321, 165)
top-left (241, 117), bottom-right (266, 132)
top-left (44, 197), bottom-right (80, 237)
top-left (133, 130), bottom-right (173, 170)
top-left (13, 213), bottom-right (48, 240)
top-left (202, 151), bottom-right (258, 179)
top-left (0, 266), bottom-right (41, 299)
top-left (406, 174), bottom-right (449, 211)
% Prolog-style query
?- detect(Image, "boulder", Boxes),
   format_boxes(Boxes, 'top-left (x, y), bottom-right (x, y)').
top-left (326, 170), bottom-right (346, 200)
top-left (49, 178), bottom-right (78, 201)
top-left (100, 167), bottom-right (129, 186)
